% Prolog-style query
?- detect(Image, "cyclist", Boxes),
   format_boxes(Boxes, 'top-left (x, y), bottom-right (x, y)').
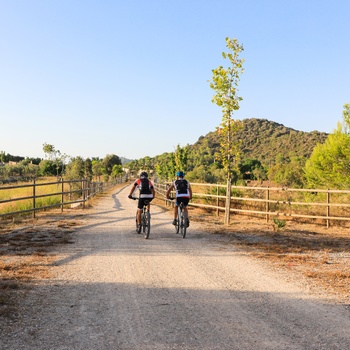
top-left (128, 171), bottom-right (155, 232)
top-left (166, 171), bottom-right (192, 227)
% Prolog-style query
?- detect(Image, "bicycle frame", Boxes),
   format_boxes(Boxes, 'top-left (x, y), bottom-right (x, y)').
top-left (131, 197), bottom-right (151, 239)
top-left (177, 202), bottom-right (187, 238)
top-left (169, 198), bottom-right (187, 239)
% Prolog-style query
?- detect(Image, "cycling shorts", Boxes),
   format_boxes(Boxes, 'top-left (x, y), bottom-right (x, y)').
top-left (176, 197), bottom-right (189, 207)
top-left (138, 197), bottom-right (153, 210)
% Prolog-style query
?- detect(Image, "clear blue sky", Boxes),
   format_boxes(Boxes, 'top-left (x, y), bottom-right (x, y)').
top-left (1, 0), bottom-right (349, 160)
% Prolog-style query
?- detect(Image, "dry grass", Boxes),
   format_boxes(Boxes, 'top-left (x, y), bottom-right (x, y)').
top-left (0, 210), bottom-right (82, 318)
top-left (188, 205), bottom-right (350, 304)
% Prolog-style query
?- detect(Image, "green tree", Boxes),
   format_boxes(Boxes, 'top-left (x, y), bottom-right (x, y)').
top-left (39, 159), bottom-right (57, 176)
top-left (102, 154), bottom-right (121, 175)
top-left (65, 157), bottom-right (85, 180)
top-left (342, 102), bottom-right (350, 130)
top-left (0, 151), bottom-right (5, 163)
top-left (174, 145), bottom-right (188, 173)
top-left (305, 102), bottom-right (350, 189)
top-left (84, 158), bottom-right (93, 180)
top-left (239, 159), bottom-right (265, 180)
top-left (153, 151), bottom-right (177, 181)
top-left (209, 37), bottom-right (244, 178)
top-left (270, 156), bottom-right (306, 188)
top-left (92, 159), bottom-right (103, 181)
top-left (42, 143), bottom-right (66, 177)
top-left (209, 37), bottom-right (244, 223)
top-left (138, 156), bottom-right (154, 174)
top-left (111, 164), bottom-right (123, 178)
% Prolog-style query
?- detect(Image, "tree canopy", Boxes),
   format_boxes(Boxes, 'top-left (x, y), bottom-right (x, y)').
top-left (304, 102), bottom-right (350, 189)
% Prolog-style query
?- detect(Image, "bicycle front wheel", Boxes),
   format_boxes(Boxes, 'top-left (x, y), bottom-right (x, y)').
top-left (143, 210), bottom-right (150, 239)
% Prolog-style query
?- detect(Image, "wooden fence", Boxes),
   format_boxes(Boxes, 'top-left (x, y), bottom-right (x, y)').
top-left (2, 177), bottom-right (350, 227)
top-left (0, 176), bottom-right (128, 219)
top-left (154, 182), bottom-right (350, 227)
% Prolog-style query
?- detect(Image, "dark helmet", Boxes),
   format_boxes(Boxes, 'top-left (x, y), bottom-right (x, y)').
top-left (140, 171), bottom-right (148, 178)
top-left (176, 171), bottom-right (185, 178)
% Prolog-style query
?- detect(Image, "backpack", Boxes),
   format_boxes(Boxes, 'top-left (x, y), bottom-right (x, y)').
top-left (139, 178), bottom-right (151, 194)
top-left (175, 179), bottom-right (188, 194)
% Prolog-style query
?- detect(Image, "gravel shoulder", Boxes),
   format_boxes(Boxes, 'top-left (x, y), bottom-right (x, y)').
top-left (1, 184), bottom-right (350, 349)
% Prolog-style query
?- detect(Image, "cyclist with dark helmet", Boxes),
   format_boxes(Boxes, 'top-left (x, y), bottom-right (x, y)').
top-left (166, 171), bottom-right (192, 227)
top-left (128, 171), bottom-right (155, 232)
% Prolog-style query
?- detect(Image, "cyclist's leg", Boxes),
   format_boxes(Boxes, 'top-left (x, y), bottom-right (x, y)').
top-left (176, 197), bottom-right (183, 219)
top-left (136, 209), bottom-right (141, 225)
top-left (172, 198), bottom-right (179, 225)
top-left (172, 206), bottom-right (178, 225)
top-left (137, 199), bottom-right (143, 225)
top-left (145, 198), bottom-right (152, 212)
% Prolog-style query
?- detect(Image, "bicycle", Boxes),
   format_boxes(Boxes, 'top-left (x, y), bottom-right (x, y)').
top-left (130, 197), bottom-right (151, 239)
top-left (169, 197), bottom-right (187, 239)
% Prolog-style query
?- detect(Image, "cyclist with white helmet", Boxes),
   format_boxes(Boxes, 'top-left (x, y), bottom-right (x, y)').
top-left (128, 171), bottom-right (155, 232)
top-left (166, 171), bottom-right (192, 227)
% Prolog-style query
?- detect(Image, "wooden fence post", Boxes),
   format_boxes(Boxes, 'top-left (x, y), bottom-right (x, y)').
top-left (216, 185), bottom-right (219, 216)
top-left (82, 179), bottom-right (86, 209)
top-left (33, 178), bottom-right (36, 219)
top-left (326, 189), bottom-right (330, 228)
top-left (266, 186), bottom-right (269, 222)
top-left (61, 178), bottom-right (64, 213)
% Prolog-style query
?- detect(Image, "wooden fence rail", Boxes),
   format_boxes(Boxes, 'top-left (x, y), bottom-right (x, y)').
top-left (154, 182), bottom-right (350, 227)
top-left (2, 178), bottom-right (350, 228)
top-left (0, 176), bottom-right (128, 219)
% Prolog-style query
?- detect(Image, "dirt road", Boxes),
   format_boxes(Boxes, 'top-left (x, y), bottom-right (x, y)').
top-left (2, 184), bottom-right (350, 349)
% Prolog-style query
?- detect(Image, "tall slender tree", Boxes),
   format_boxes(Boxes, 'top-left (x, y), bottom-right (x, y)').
top-left (209, 37), bottom-right (244, 224)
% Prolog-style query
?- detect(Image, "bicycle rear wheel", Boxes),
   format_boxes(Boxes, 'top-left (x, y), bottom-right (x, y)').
top-left (143, 210), bottom-right (150, 239)
top-left (180, 209), bottom-right (187, 239)
top-left (175, 206), bottom-right (181, 234)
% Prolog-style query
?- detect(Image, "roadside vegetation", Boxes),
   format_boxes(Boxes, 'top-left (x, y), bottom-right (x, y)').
top-left (0, 178), bottom-right (62, 216)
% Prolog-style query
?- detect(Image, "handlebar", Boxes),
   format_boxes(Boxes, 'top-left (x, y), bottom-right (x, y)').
top-left (129, 196), bottom-right (150, 206)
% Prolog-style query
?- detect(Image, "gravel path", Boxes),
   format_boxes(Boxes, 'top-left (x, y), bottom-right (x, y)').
top-left (2, 184), bottom-right (350, 349)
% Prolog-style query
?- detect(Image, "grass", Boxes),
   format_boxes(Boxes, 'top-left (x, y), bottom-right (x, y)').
top-left (0, 179), bottom-right (69, 216)
top-left (273, 217), bottom-right (286, 230)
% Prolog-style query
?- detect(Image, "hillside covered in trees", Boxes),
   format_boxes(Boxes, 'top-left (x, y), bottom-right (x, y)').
top-left (125, 118), bottom-right (330, 187)
top-left (191, 118), bottom-right (328, 168)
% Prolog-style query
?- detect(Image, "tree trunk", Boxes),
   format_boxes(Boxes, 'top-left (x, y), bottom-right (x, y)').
top-left (224, 178), bottom-right (231, 225)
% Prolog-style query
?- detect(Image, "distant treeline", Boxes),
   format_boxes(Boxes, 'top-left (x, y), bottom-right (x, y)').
top-left (0, 151), bottom-right (41, 165)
